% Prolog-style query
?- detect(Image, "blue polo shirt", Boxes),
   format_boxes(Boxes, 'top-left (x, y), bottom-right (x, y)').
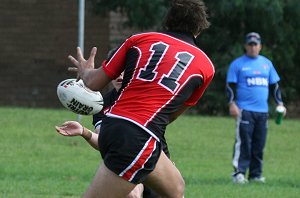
top-left (227, 55), bottom-right (280, 112)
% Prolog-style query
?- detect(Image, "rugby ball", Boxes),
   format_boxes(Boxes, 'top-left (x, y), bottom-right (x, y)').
top-left (57, 79), bottom-right (104, 115)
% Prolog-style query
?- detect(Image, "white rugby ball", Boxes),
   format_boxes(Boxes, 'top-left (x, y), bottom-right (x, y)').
top-left (57, 79), bottom-right (104, 115)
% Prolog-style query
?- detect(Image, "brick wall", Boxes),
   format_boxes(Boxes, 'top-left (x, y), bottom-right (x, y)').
top-left (0, 0), bottom-right (110, 108)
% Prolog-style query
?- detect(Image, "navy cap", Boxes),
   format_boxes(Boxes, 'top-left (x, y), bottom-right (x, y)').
top-left (245, 32), bottom-right (261, 44)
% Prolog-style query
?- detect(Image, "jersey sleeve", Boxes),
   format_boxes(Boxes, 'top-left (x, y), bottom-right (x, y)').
top-left (184, 57), bottom-right (215, 106)
top-left (226, 61), bottom-right (238, 83)
top-left (101, 37), bottom-right (134, 79)
top-left (184, 72), bottom-right (214, 106)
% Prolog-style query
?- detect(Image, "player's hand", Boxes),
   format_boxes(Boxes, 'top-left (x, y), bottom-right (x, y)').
top-left (55, 121), bottom-right (83, 136)
top-left (68, 47), bottom-right (97, 81)
top-left (229, 102), bottom-right (240, 118)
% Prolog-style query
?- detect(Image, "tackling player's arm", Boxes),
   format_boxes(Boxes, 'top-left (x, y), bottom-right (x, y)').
top-left (55, 121), bottom-right (99, 151)
top-left (81, 127), bottom-right (99, 150)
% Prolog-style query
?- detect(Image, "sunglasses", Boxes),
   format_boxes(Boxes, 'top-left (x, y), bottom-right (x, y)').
top-left (247, 43), bottom-right (258, 46)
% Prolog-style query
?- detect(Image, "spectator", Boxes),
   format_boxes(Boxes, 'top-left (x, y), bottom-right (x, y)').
top-left (226, 32), bottom-right (286, 184)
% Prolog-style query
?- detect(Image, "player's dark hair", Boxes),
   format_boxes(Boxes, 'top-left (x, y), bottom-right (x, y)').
top-left (164, 0), bottom-right (210, 36)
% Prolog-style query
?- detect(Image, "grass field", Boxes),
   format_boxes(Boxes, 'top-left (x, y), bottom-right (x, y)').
top-left (0, 107), bottom-right (299, 198)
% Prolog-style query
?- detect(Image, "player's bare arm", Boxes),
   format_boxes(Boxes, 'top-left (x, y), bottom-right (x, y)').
top-left (169, 105), bottom-right (190, 123)
top-left (68, 47), bottom-right (112, 91)
top-left (55, 121), bottom-right (99, 150)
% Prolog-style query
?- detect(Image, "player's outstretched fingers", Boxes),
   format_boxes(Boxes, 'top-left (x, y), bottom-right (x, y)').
top-left (68, 67), bottom-right (78, 72)
top-left (88, 47), bottom-right (97, 63)
top-left (76, 47), bottom-right (84, 62)
top-left (68, 55), bottom-right (79, 67)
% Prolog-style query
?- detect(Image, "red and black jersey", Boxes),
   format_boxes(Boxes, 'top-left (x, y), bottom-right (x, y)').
top-left (102, 32), bottom-right (215, 141)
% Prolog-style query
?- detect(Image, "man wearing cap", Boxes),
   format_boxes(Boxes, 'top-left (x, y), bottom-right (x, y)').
top-left (226, 32), bottom-right (286, 184)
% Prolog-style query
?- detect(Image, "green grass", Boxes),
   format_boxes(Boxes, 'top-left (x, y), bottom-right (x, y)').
top-left (0, 107), bottom-right (299, 198)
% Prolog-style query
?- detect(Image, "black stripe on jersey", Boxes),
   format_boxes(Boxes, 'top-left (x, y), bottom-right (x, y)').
top-left (121, 47), bottom-right (140, 92)
top-left (146, 76), bottom-right (203, 140)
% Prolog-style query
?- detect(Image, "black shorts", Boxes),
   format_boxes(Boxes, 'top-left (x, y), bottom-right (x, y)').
top-left (99, 117), bottom-right (162, 184)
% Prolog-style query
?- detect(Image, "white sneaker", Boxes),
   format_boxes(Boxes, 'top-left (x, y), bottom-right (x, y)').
top-left (232, 173), bottom-right (248, 184)
top-left (249, 176), bottom-right (266, 183)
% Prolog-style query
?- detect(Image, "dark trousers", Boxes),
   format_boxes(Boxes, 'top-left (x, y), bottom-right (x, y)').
top-left (232, 110), bottom-right (268, 178)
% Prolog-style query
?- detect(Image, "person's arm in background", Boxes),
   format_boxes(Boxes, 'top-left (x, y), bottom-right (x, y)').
top-left (55, 121), bottom-right (99, 150)
top-left (269, 82), bottom-right (287, 115)
top-left (226, 83), bottom-right (240, 118)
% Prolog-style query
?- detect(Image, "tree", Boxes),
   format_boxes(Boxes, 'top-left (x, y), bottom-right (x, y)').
top-left (91, 0), bottom-right (300, 115)
top-left (91, 0), bottom-right (169, 29)
top-left (197, 0), bottom-right (300, 115)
